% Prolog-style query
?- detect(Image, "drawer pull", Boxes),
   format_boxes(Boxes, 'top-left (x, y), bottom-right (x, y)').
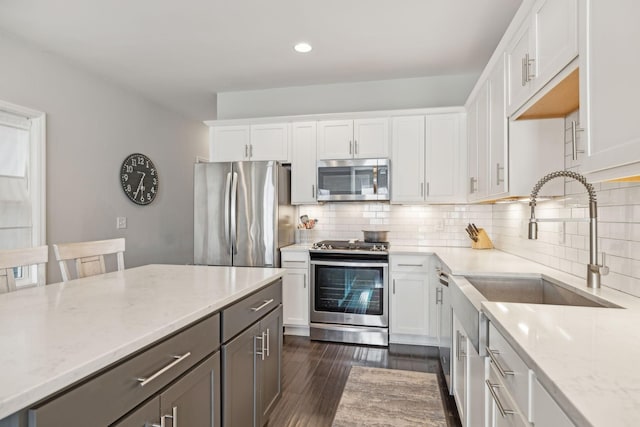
top-left (397, 263), bottom-right (424, 267)
top-left (251, 298), bottom-right (274, 312)
top-left (137, 352), bottom-right (191, 387)
top-left (486, 380), bottom-right (516, 417)
top-left (285, 260), bottom-right (307, 264)
top-left (486, 347), bottom-right (514, 377)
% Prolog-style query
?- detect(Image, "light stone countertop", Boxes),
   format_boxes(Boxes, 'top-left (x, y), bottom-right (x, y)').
top-left (0, 264), bottom-right (285, 421)
top-left (395, 246), bottom-right (640, 427)
top-left (285, 243), bottom-right (640, 426)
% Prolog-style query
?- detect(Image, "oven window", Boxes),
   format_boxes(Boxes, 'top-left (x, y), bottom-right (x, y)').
top-left (314, 265), bottom-right (384, 315)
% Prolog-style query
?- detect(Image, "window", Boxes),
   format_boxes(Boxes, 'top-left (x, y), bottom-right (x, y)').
top-left (0, 100), bottom-right (46, 286)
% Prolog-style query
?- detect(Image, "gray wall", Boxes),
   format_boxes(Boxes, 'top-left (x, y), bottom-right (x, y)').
top-left (0, 32), bottom-right (209, 283)
top-left (216, 73), bottom-right (478, 119)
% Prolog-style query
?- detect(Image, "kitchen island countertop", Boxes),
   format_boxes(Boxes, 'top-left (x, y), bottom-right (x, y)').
top-left (0, 264), bottom-right (285, 421)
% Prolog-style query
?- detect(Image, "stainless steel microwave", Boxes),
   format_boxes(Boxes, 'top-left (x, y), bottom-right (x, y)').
top-left (317, 159), bottom-right (390, 201)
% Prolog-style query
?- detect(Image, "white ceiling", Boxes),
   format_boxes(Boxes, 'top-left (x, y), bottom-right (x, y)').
top-left (0, 0), bottom-right (523, 120)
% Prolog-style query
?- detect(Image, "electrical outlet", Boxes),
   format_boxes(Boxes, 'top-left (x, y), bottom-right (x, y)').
top-left (116, 216), bottom-right (127, 229)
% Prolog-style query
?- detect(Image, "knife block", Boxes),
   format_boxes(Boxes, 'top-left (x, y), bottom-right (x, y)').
top-left (472, 228), bottom-right (494, 250)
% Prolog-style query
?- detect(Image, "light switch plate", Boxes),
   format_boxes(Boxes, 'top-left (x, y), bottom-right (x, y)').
top-left (116, 216), bottom-right (127, 229)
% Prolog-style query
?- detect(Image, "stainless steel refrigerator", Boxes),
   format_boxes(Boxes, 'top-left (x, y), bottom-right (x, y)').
top-left (194, 161), bottom-right (295, 267)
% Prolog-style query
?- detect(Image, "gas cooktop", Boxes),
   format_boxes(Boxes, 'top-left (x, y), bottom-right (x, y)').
top-left (310, 239), bottom-right (389, 252)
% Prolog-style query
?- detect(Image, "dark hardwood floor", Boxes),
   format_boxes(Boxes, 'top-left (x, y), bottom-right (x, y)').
top-left (266, 336), bottom-right (462, 427)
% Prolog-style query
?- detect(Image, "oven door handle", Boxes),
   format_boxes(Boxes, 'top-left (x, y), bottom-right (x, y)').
top-left (310, 260), bottom-right (389, 268)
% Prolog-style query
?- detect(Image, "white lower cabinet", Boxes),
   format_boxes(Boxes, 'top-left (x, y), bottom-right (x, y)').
top-left (486, 322), bottom-right (575, 427)
top-left (389, 254), bottom-right (438, 345)
top-left (452, 313), bottom-right (484, 427)
top-left (281, 250), bottom-right (310, 336)
top-left (531, 378), bottom-right (574, 427)
top-left (452, 314), bottom-right (468, 423)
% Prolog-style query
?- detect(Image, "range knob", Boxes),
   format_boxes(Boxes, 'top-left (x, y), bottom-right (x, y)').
top-left (371, 244), bottom-right (379, 251)
top-left (327, 244), bottom-right (333, 250)
top-left (320, 244), bottom-right (327, 250)
top-left (379, 244), bottom-right (387, 251)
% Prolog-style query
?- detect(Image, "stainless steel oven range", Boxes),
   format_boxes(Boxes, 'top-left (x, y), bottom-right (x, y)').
top-left (309, 240), bottom-right (389, 346)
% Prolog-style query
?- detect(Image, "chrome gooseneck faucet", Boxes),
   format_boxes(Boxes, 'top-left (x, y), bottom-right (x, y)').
top-left (528, 170), bottom-right (608, 289)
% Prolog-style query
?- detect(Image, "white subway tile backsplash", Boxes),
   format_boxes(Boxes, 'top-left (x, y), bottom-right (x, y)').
top-left (492, 108), bottom-right (640, 297)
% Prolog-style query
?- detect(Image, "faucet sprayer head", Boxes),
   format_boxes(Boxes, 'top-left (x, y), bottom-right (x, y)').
top-left (528, 220), bottom-right (538, 240)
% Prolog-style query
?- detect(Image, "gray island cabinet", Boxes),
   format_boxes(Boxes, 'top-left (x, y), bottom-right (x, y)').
top-left (0, 265), bottom-right (285, 427)
top-left (221, 279), bottom-right (283, 427)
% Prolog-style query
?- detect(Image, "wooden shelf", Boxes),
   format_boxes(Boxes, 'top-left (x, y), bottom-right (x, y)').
top-left (517, 68), bottom-right (579, 120)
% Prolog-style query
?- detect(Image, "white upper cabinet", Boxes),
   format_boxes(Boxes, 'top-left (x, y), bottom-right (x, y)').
top-left (533, 0), bottom-right (579, 89)
top-left (209, 125), bottom-right (250, 162)
top-left (581, 0), bottom-right (640, 180)
top-left (353, 118), bottom-right (389, 158)
top-left (425, 114), bottom-right (465, 203)
top-left (208, 123), bottom-right (289, 162)
top-left (468, 83), bottom-right (489, 201)
top-left (467, 53), bottom-right (564, 203)
top-left (317, 118), bottom-right (389, 160)
top-left (507, 0), bottom-right (578, 116)
top-left (391, 116), bottom-right (425, 203)
top-left (249, 123), bottom-right (289, 161)
top-left (291, 122), bottom-right (318, 204)
top-left (391, 112), bottom-right (465, 204)
top-left (488, 55), bottom-right (509, 196)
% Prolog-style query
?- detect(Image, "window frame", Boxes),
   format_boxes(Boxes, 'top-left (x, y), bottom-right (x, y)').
top-left (0, 100), bottom-right (46, 287)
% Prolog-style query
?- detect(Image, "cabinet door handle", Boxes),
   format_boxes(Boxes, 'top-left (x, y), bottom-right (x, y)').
top-left (250, 298), bottom-right (274, 312)
top-left (435, 287), bottom-right (442, 304)
top-left (349, 140), bottom-right (353, 154)
top-left (571, 120), bottom-right (585, 160)
top-left (266, 328), bottom-right (270, 357)
top-left (245, 144), bottom-right (249, 158)
top-left (136, 352), bottom-right (191, 387)
top-left (392, 279), bottom-right (396, 294)
top-left (469, 177), bottom-right (477, 194)
top-left (526, 53), bottom-right (535, 82)
top-left (250, 144), bottom-right (253, 158)
top-left (255, 333), bottom-right (265, 361)
top-left (521, 56), bottom-right (527, 86)
top-left (426, 182), bottom-right (430, 197)
top-left (496, 163), bottom-right (504, 185)
top-left (156, 406), bottom-right (177, 427)
top-left (303, 275), bottom-right (307, 288)
top-left (486, 380), bottom-right (516, 417)
top-left (486, 347), bottom-right (514, 377)
top-left (420, 182), bottom-right (424, 197)
top-left (312, 184), bottom-right (315, 198)
top-left (397, 263), bottom-right (424, 267)
top-left (355, 140), bottom-right (358, 155)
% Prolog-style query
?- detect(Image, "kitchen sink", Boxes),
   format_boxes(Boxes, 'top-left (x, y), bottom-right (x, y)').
top-left (463, 275), bottom-right (620, 308)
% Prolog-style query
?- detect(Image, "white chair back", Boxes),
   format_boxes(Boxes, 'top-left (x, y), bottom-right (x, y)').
top-left (0, 246), bottom-right (48, 293)
top-left (53, 238), bottom-right (125, 282)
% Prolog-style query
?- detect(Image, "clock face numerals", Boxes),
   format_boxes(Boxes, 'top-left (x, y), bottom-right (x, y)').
top-left (120, 153), bottom-right (158, 205)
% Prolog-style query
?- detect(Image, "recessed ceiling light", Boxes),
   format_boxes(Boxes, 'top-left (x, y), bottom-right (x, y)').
top-left (294, 42), bottom-right (312, 53)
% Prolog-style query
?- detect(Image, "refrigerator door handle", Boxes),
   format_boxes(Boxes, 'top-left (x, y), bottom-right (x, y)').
top-left (230, 172), bottom-right (239, 255)
top-left (224, 172), bottom-right (232, 246)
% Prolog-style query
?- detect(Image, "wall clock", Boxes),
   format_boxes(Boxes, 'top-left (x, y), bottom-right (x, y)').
top-left (120, 153), bottom-right (159, 205)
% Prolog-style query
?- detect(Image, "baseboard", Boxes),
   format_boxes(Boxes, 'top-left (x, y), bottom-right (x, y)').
top-left (284, 325), bottom-right (310, 337)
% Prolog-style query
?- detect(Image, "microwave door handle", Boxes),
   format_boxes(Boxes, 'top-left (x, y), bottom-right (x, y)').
top-left (230, 172), bottom-right (238, 255)
top-left (373, 166), bottom-right (378, 195)
top-left (224, 172), bottom-right (232, 247)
